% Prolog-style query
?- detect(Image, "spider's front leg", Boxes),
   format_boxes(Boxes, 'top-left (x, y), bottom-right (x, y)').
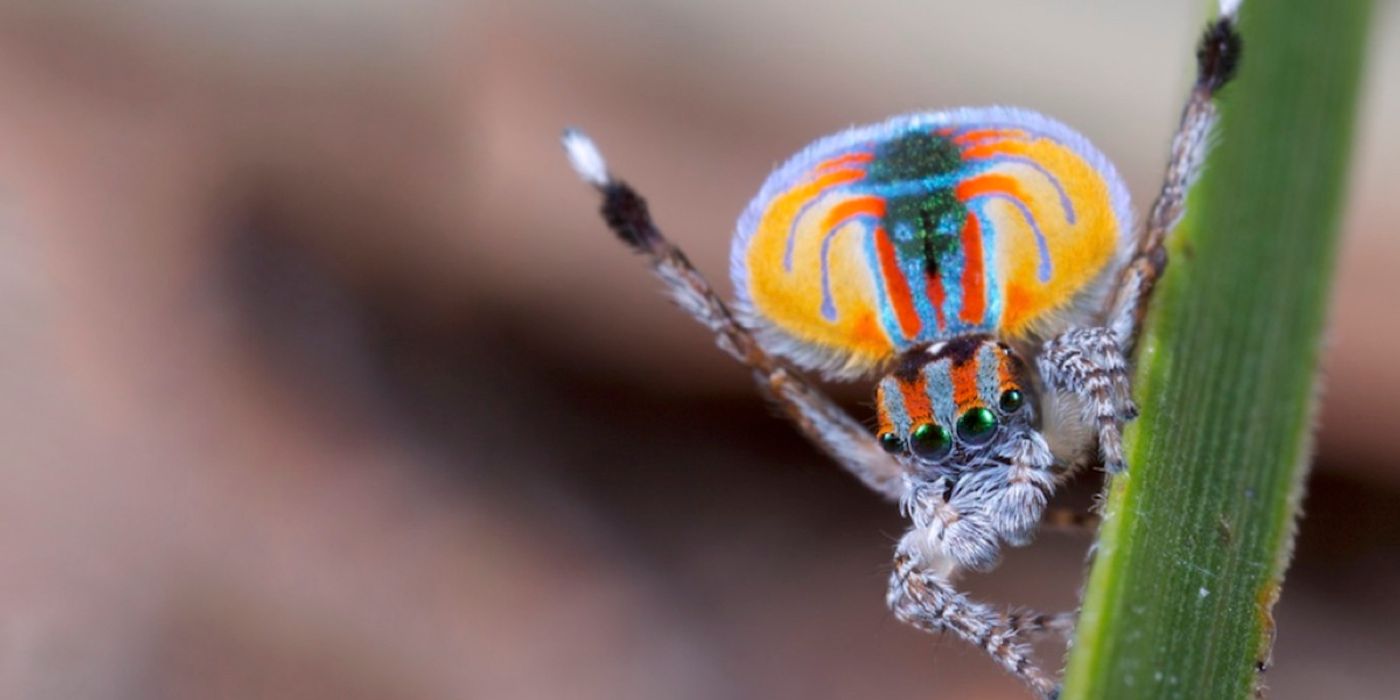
top-left (562, 130), bottom-right (907, 501)
top-left (888, 556), bottom-right (1058, 698)
top-left (888, 487), bottom-right (1060, 698)
top-left (887, 476), bottom-right (1071, 697)
top-left (1038, 327), bottom-right (1140, 474)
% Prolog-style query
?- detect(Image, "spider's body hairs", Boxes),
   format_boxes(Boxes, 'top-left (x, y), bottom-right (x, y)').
top-left (564, 8), bottom-right (1242, 697)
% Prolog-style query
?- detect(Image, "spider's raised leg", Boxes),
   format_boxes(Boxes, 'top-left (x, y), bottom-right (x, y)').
top-left (1043, 14), bottom-right (1242, 474)
top-left (563, 130), bottom-right (906, 501)
top-left (1107, 14), bottom-right (1243, 349)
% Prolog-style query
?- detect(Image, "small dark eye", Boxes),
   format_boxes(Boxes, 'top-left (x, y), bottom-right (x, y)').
top-left (957, 407), bottom-right (998, 444)
top-left (878, 431), bottom-right (904, 454)
top-left (1000, 389), bottom-right (1024, 413)
top-left (910, 423), bottom-right (953, 460)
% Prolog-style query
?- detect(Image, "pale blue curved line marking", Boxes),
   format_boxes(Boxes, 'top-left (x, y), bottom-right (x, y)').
top-left (819, 213), bottom-right (879, 320)
top-left (784, 194), bottom-right (828, 272)
top-left (782, 149), bottom-right (872, 271)
top-left (970, 193), bottom-right (1053, 283)
top-left (972, 155), bottom-right (1076, 225)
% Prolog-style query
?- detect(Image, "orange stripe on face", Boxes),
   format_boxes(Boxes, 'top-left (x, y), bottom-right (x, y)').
top-left (816, 152), bottom-right (874, 172)
top-left (899, 374), bottom-right (934, 427)
top-left (958, 214), bottom-right (986, 325)
top-left (996, 349), bottom-right (1014, 390)
top-left (873, 226), bottom-right (922, 340)
top-left (875, 383), bottom-right (895, 434)
top-left (950, 355), bottom-right (982, 408)
top-left (952, 128), bottom-right (1028, 146)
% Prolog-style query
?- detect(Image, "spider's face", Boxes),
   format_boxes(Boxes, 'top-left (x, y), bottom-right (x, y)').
top-left (875, 335), bottom-right (1036, 473)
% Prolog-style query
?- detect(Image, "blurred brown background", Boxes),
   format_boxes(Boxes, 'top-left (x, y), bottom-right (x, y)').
top-left (0, 1), bottom-right (1396, 698)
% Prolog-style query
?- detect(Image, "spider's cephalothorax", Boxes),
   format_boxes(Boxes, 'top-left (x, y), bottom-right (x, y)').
top-left (564, 11), bottom-right (1241, 697)
top-left (877, 337), bottom-right (1054, 562)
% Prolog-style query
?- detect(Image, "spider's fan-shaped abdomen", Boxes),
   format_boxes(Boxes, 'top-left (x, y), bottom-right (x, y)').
top-left (730, 107), bottom-right (1133, 379)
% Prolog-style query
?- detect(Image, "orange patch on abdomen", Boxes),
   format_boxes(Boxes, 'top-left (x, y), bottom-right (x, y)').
top-left (1001, 283), bottom-right (1034, 336)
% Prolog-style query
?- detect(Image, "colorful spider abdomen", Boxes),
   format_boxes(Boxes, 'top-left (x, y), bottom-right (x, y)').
top-left (731, 107), bottom-right (1133, 378)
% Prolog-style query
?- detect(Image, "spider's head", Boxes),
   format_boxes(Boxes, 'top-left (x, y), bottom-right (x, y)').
top-left (875, 335), bottom-right (1037, 473)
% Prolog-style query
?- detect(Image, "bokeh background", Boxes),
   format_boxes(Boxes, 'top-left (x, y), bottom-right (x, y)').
top-left (1, 1), bottom-right (1397, 698)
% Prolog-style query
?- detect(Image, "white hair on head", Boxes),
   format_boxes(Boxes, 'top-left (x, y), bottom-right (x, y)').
top-left (561, 128), bottom-right (610, 187)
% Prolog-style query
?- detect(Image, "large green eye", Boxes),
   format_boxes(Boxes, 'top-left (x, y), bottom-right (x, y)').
top-left (957, 407), bottom-right (998, 444)
top-left (910, 423), bottom-right (952, 460)
top-left (1000, 389), bottom-right (1025, 414)
top-left (878, 431), bottom-right (904, 454)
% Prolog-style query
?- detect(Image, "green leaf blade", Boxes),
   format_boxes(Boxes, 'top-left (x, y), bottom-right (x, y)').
top-left (1060, 1), bottom-right (1374, 698)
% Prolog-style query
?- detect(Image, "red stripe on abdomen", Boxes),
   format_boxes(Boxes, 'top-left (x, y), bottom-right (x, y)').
top-left (958, 214), bottom-right (986, 325)
top-left (874, 226), bottom-right (922, 340)
top-left (925, 265), bottom-right (947, 333)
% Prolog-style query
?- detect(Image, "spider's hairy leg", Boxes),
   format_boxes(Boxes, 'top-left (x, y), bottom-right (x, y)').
top-left (887, 540), bottom-right (1059, 698)
top-left (891, 481), bottom-right (1070, 692)
top-left (562, 129), bottom-right (907, 501)
top-left (1106, 11), bottom-right (1243, 349)
top-left (1057, 12), bottom-right (1240, 476)
top-left (1039, 327), bottom-right (1138, 474)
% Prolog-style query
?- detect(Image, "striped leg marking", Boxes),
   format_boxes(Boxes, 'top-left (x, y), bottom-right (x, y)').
top-left (1038, 327), bottom-right (1138, 474)
top-left (888, 551), bottom-right (1060, 698)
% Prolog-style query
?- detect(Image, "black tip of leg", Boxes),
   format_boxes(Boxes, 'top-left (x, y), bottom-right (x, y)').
top-left (601, 181), bottom-right (660, 252)
top-left (1197, 16), bottom-right (1243, 93)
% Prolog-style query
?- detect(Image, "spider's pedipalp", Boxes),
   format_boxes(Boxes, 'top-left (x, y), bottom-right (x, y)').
top-left (888, 542), bottom-right (1060, 698)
